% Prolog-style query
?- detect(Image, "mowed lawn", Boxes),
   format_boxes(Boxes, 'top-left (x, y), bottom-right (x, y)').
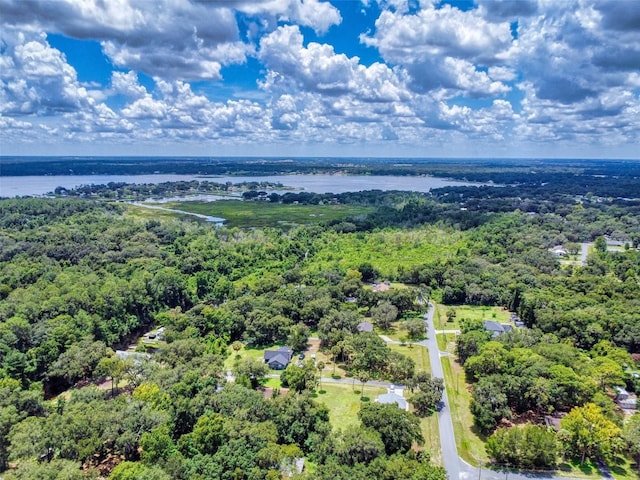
top-left (223, 344), bottom-right (267, 372)
top-left (388, 343), bottom-right (442, 464)
top-left (145, 200), bottom-right (375, 228)
top-left (315, 383), bottom-right (386, 431)
top-left (389, 343), bottom-right (431, 373)
top-left (441, 356), bottom-right (488, 466)
top-left (434, 304), bottom-right (511, 331)
top-left (421, 415), bottom-right (442, 466)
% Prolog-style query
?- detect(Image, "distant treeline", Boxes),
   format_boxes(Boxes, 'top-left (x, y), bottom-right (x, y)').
top-left (54, 180), bottom-right (286, 199)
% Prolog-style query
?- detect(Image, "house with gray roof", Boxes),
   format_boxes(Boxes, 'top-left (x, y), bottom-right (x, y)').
top-left (484, 320), bottom-right (513, 338)
top-left (376, 386), bottom-right (408, 411)
top-left (264, 346), bottom-right (293, 370)
top-left (357, 321), bottom-right (374, 333)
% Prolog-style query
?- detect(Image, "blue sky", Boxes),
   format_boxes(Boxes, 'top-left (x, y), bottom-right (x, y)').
top-left (1, 0), bottom-right (639, 158)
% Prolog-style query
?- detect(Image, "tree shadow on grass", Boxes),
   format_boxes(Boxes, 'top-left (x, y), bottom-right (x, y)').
top-left (557, 459), bottom-right (597, 476)
top-left (469, 424), bottom-right (488, 442)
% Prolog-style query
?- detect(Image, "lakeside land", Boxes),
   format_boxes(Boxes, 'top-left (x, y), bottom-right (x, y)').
top-left (0, 158), bottom-right (639, 479)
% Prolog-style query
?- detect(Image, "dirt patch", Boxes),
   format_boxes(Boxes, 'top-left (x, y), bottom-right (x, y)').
top-left (305, 338), bottom-right (321, 355)
top-left (261, 387), bottom-right (289, 399)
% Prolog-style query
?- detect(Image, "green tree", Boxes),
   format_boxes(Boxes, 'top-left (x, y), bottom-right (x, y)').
top-left (318, 310), bottom-right (360, 347)
top-left (590, 356), bottom-right (626, 391)
top-left (446, 308), bottom-right (456, 323)
top-left (594, 236), bottom-right (607, 253)
top-left (386, 351), bottom-right (415, 384)
top-left (180, 413), bottom-right (226, 456)
top-left (48, 339), bottom-right (109, 386)
top-left (356, 370), bottom-right (371, 399)
top-left (559, 403), bottom-right (621, 464)
top-left (96, 353), bottom-right (128, 396)
top-left (409, 373), bottom-right (444, 417)
top-left (371, 301), bottom-right (398, 331)
top-left (470, 375), bottom-right (511, 434)
top-left (233, 358), bottom-right (268, 389)
top-left (623, 414), bottom-right (640, 474)
top-left (347, 332), bottom-right (390, 379)
top-left (271, 393), bottom-right (330, 452)
top-left (2, 459), bottom-right (98, 480)
top-left (287, 323), bottom-right (310, 353)
top-left (110, 461), bottom-right (171, 480)
top-left (486, 424), bottom-right (558, 468)
top-left (404, 319), bottom-right (426, 341)
top-left (334, 427), bottom-right (385, 466)
top-left (358, 403), bottom-right (423, 455)
top-left (455, 330), bottom-right (490, 365)
top-left (280, 360), bottom-right (317, 393)
top-left (140, 426), bottom-right (176, 464)
top-left (316, 361), bottom-right (326, 391)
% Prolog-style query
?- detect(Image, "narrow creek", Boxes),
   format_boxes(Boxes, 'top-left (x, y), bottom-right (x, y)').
top-left (130, 202), bottom-right (225, 224)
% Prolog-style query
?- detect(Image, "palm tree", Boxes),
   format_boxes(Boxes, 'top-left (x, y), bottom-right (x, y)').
top-left (357, 370), bottom-right (371, 400)
top-left (316, 361), bottom-right (325, 391)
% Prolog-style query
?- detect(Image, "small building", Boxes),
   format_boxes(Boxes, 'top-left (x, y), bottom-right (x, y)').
top-left (357, 321), bottom-right (374, 333)
top-left (376, 386), bottom-right (408, 411)
top-left (615, 386), bottom-right (629, 401)
top-left (483, 320), bottom-right (512, 338)
top-left (618, 396), bottom-right (638, 411)
top-left (605, 236), bottom-right (626, 247)
top-left (115, 350), bottom-right (150, 364)
top-left (264, 347), bottom-right (293, 370)
top-left (614, 386), bottom-right (637, 411)
top-left (372, 281), bottom-right (391, 293)
top-left (281, 457), bottom-right (305, 477)
top-left (550, 245), bottom-right (568, 256)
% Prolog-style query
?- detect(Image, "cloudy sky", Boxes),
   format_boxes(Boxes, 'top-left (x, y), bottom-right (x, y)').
top-left (1, 0), bottom-right (639, 158)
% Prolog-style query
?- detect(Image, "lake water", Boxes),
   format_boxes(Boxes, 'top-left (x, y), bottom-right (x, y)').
top-left (0, 173), bottom-right (483, 198)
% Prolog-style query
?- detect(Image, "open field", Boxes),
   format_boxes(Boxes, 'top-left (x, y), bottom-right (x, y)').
top-left (436, 333), bottom-right (457, 354)
top-left (315, 383), bottom-right (386, 431)
top-left (307, 227), bottom-right (467, 279)
top-left (389, 343), bottom-right (431, 373)
top-left (127, 204), bottom-right (198, 223)
top-left (421, 415), bottom-right (442, 465)
top-left (434, 304), bottom-right (511, 331)
top-left (379, 317), bottom-right (426, 342)
top-left (144, 200), bottom-right (375, 228)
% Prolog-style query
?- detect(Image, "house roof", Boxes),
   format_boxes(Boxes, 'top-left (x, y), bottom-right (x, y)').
top-left (483, 320), bottom-right (505, 332)
top-left (264, 347), bottom-right (293, 363)
top-left (357, 321), bottom-right (374, 333)
top-left (115, 350), bottom-right (150, 361)
top-left (267, 353), bottom-right (290, 367)
top-left (377, 392), bottom-right (408, 410)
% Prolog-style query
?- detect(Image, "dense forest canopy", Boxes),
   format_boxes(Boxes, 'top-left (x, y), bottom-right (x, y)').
top-left (0, 159), bottom-right (639, 478)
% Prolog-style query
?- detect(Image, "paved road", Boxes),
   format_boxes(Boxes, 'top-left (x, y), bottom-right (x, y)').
top-left (581, 242), bottom-right (590, 266)
top-left (422, 304), bottom-right (461, 480)
top-left (423, 303), bottom-right (585, 480)
top-left (280, 302), bottom-right (589, 480)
